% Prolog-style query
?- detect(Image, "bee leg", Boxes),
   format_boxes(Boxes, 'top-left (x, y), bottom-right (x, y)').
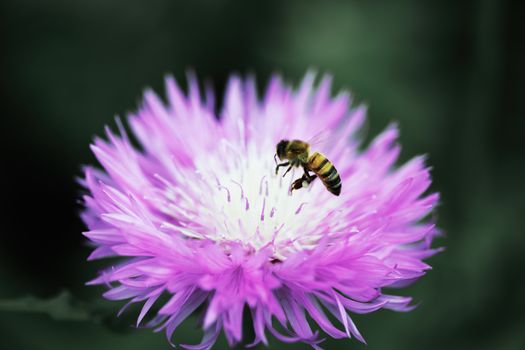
top-left (303, 174), bottom-right (318, 186)
top-left (290, 174), bottom-right (317, 193)
top-left (291, 177), bottom-right (306, 192)
top-left (302, 165), bottom-right (316, 181)
top-left (282, 165), bottom-right (293, 178)
top-left (275, 162), bottom-right (290, 175)
top-left (307, 174), bottom-right (318, 183)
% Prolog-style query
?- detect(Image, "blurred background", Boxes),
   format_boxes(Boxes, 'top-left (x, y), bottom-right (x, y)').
top-left (1, 0), bottom-right (524, 349)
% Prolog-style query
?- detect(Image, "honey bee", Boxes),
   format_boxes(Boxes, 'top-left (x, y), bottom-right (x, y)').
top-left (275, 139), bottom-right (341, 196)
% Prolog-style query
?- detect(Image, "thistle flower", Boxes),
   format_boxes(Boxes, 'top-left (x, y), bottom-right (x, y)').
top-left (80, 72), bottom-right (440, 349)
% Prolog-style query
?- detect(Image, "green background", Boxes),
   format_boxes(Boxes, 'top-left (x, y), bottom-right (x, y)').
top-left (1, 0), bottom-right (524, 349)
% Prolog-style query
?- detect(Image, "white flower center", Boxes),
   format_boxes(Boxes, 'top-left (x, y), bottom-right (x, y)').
top-left (160, 137), bottom-right (345, 259)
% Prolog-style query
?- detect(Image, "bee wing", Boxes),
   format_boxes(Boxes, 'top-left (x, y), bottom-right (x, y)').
top-left (306, 129), bottom-right (333, 147)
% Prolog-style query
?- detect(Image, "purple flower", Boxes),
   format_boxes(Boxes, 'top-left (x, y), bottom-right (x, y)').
top-left (80, 72), bottom-right (441, 349)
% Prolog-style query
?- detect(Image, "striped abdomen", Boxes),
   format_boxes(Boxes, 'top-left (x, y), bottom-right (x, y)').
top-left (307, 152), bottom-right (341, 196)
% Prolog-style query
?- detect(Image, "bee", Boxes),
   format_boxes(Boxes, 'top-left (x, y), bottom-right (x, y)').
top-left (275, 139), bottom-right (341, 196)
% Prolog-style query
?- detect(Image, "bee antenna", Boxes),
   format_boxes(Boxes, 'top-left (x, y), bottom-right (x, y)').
top-left (274, 153), bottom-right (278, 164)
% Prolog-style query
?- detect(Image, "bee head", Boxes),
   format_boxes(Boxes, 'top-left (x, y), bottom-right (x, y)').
top-left (276, 140), bottom-right (289, 160)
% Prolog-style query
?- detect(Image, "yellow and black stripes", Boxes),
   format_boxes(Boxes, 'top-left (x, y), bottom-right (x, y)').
top-left (307, 152), bottom-right (342, 196)
top-left (275, 140), bottom-right (342, 196)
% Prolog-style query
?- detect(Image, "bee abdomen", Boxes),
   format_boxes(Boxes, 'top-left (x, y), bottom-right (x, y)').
top-left (308, 152), bottom-right (342, 196)
top-left (320, 166), bottom-right (341, 196)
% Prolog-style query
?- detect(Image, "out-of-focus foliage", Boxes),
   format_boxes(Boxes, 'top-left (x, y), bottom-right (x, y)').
top-left (0, 291), bottom-right (92, 321)
top-left (0, 0), bottom-right (524, 349)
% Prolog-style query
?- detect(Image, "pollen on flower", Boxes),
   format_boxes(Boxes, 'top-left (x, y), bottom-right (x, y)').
top-left (81, 72), bottom-right (441, 350)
